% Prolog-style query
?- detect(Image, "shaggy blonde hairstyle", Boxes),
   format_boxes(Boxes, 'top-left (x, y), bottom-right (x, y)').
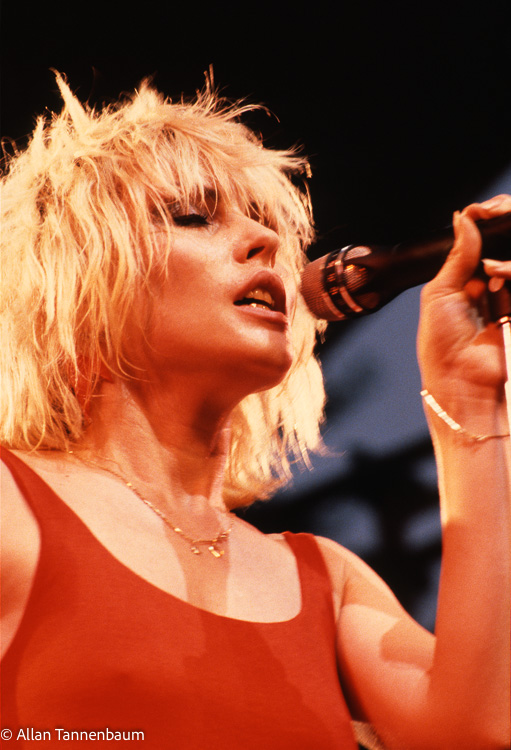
top-left (1, 72), bottom-right (327, 506)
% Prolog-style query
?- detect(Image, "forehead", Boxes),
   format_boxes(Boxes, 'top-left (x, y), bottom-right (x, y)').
top-left (152, 123), bottom-right (278, 205)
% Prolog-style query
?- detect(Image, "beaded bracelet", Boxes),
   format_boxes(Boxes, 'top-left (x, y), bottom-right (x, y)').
top-left (420, 389), bottom-right (510, 442)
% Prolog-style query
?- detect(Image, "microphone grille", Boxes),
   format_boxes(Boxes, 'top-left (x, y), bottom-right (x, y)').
top-left (300, 255), bottom-right (344, 321)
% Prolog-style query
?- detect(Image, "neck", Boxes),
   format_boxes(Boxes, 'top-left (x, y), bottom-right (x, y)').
top-left (77, 379), bottom-right (233, 518)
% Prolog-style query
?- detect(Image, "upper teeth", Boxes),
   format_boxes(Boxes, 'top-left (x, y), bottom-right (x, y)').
top-left (245, 288), bottom-right (275, 308)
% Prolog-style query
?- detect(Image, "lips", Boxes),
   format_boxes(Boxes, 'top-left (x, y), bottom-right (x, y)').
top-left (234, 270), bottom-right (287, 316)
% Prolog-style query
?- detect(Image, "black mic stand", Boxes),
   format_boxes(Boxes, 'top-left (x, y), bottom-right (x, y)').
top-left (489, 282), bottom-right (511, 439)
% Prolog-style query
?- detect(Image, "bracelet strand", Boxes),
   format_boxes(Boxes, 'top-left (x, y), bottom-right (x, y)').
top-left (420, 389), bottom-right (510, 442)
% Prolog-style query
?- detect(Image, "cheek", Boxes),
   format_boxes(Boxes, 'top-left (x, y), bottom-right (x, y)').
top-left (117, 299), bottom-right (152, 371)
top-left (284, 274), bottom-right (299, 324)
top-left (118, 277), bottom-right (179, 366)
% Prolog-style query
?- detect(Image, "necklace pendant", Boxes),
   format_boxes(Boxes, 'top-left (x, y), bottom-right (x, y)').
top-left (69, 452), bottom-right (233, 559)
top-left (208, 545), bottom-right (224, 558)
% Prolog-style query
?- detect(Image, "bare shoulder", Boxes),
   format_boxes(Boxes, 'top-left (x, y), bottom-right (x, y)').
top-left (1, 449), bottom-right (67, 532)
top-left (264, 530), bottom-right (391, 591)
top-left (1, 451), bottom-right (40, 530)
top-left (3, 447), bottom-right (71, 475)
top-left (314, 535), bottom-right (406, 614)
top-left (1, 453), bottom-right (42, 657)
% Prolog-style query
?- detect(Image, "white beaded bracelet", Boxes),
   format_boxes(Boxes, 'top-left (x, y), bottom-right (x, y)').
top-left (421, 389), bottom-right (510, 442)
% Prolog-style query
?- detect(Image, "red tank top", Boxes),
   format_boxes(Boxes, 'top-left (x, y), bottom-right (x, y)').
top-left (1, 449), bottom-right (357, 748)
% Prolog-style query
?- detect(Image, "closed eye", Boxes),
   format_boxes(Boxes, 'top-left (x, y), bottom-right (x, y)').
top-left (172, 212), bottom-right (210, 227)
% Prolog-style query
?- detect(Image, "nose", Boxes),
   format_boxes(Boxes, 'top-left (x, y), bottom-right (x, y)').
top-left (231, 213), bottom-right (280, 267)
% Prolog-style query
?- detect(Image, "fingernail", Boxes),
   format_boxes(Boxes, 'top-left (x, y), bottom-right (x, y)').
top-left (483, 258), bottom-right (505, 273)
top-left (488, 276), bottom-right (505, 293)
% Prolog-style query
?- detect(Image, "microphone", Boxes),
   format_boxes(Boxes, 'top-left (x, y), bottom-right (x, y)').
top-left (301, 212), bottom-right (511, 321)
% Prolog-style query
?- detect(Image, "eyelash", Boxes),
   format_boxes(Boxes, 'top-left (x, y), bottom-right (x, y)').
top-left (171, 212), bottom-right (210, 227)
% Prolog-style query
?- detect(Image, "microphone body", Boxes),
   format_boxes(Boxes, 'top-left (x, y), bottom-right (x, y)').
top-left (301, 212), bottom-right (511, 321)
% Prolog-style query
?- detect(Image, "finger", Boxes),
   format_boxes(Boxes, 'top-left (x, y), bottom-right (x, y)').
top-left (462, 194), bottom-right (511, 221)
top-left (428, 211), bottom-right (481, 293)
top-left (482, 259), bottom-right (511, 279)
top-left (488, 276), bottom-right (506, 293)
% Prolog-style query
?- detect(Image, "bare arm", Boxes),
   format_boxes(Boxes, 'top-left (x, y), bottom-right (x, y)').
top-left (321, 196), bottom-right (511, 750)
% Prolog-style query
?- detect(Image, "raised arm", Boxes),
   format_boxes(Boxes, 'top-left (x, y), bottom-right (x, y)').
top-left (415, 195), bottom-right (510, 747)
top-left (321, 195), bottom-right (511, 750)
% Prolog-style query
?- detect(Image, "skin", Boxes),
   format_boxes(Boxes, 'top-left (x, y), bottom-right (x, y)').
top-left (2, 194), bottom-right (510, 750)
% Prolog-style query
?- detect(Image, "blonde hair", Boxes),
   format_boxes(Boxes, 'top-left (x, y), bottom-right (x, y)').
top-left (1, 72), bottom-right (327, 506)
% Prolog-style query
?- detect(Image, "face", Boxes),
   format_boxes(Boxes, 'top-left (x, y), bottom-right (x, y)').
top-left (127, 195), bottom-right (297, 405)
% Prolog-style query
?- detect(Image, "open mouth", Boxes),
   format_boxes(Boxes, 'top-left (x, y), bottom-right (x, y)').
top-left (234, 272), bottom-right (287, 316)
top-left (234, 287), bottom-right (276, 311)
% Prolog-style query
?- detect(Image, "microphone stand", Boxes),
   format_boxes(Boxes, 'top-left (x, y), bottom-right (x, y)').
top-left (502, 320), bottom-right (511, 434)
top-left (490, 282), bottom-right (511, 444)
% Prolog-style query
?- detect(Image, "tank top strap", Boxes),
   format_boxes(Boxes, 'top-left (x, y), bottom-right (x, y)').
top-left (1, 447), bottom-right (81, 531)
top-left (282, 530), bottom-right (337, 631)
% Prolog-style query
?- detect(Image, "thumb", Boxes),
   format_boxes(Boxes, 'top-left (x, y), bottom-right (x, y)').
top-left (429, 211), bottom-right (482, 294)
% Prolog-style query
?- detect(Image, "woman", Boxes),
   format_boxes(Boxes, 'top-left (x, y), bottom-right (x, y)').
top-left (1, 73), bottom-right (509, 749)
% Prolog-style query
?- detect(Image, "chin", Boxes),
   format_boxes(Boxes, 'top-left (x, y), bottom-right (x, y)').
top-left (249, 352), bottom-right (294, 394)
top-left (216, 337), bottom-right (294, 398)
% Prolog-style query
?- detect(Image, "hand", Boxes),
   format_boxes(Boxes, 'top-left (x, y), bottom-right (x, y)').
top-left (417, 194), bottom-right (511, 429)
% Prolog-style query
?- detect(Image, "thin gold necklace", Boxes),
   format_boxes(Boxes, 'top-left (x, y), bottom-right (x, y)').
top-left (68, 451), bottom-right (233, 558)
